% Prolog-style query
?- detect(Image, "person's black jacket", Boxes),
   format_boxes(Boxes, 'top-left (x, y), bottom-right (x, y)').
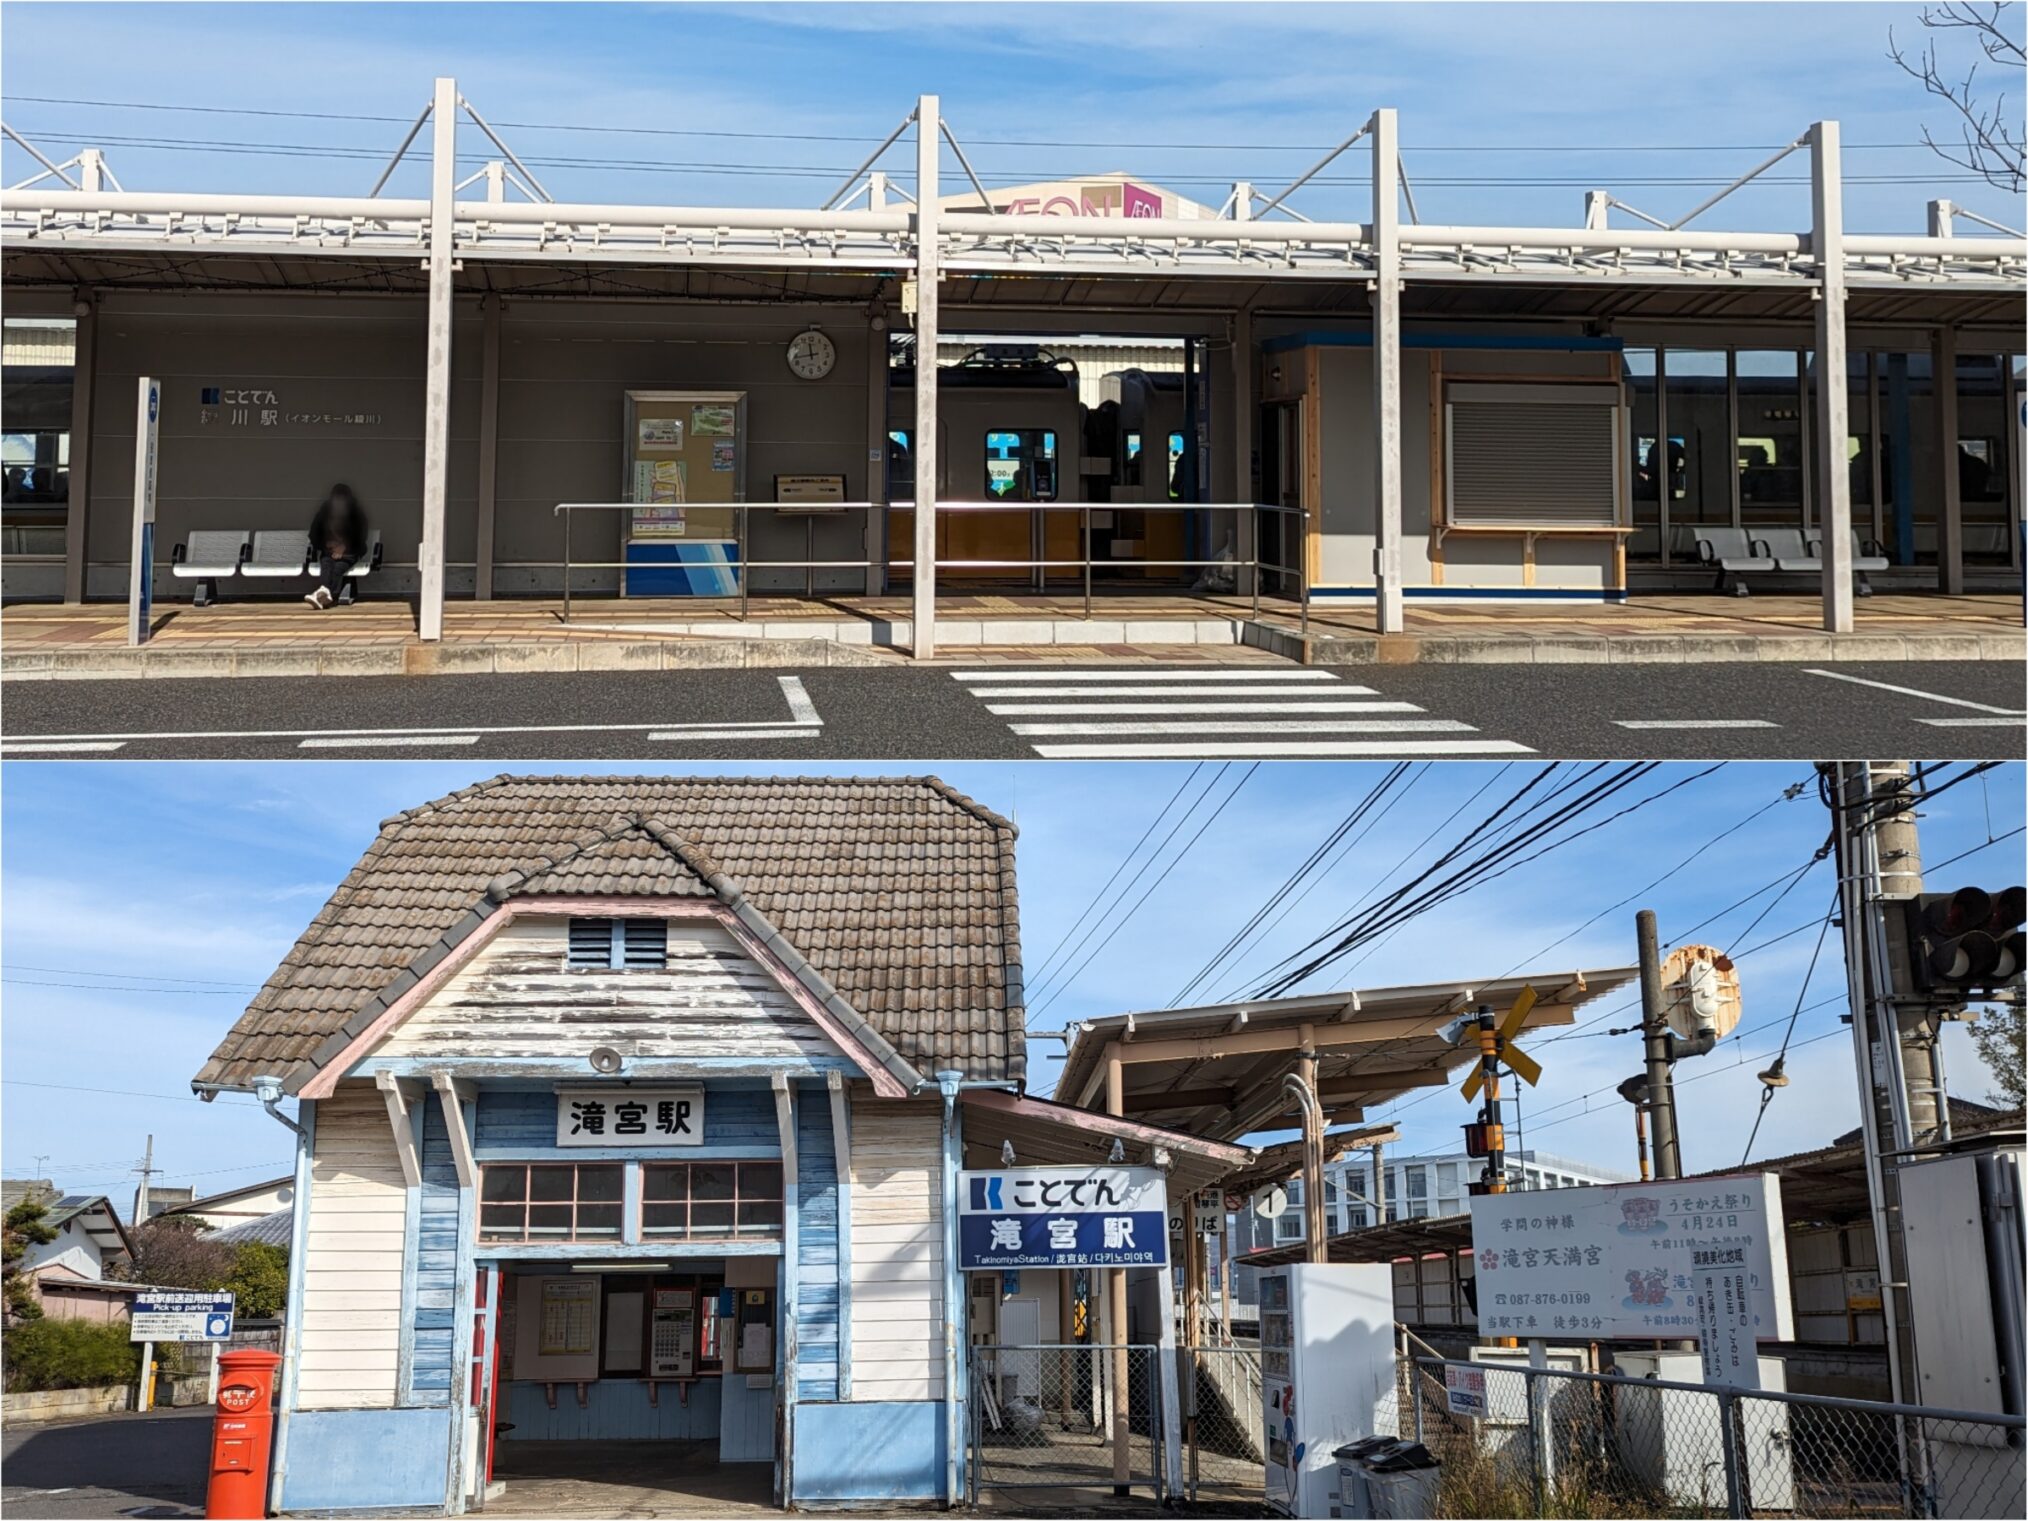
top-left (309, 491), bottom-right (369, 560)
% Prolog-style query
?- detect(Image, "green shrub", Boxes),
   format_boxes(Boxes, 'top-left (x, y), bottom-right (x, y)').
top-left (3, 1316), bottom-right (142, 1392)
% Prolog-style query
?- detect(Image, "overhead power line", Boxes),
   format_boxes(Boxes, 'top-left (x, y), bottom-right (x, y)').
top-left (0, 97), bottom-right (1944, 152)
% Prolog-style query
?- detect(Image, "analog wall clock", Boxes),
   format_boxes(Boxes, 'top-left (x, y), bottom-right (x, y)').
top-left (786, 329), bottom-right (836, 380)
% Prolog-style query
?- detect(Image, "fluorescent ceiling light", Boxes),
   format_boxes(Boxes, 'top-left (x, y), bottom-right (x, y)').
top-left (568, 1262), bottom-right (671, 1274)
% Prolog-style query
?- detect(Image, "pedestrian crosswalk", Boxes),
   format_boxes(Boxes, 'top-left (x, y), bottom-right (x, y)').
top-left (949, 667), bottom-right (1535, 758)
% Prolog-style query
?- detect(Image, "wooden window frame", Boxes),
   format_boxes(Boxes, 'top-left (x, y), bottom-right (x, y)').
top-left (640, 1159), bottom-right (785, 1243)
top-left (477, 1161), bottom-right (627, 1244)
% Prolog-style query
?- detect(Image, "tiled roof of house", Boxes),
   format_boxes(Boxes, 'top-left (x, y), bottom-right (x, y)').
top-left (207, 1207), bottom-right (295, 1250)
top-left (193, 774), bottom-right (1026, 1093)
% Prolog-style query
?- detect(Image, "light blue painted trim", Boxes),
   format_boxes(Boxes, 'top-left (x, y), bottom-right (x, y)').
top-left (445, 1092), bottom-right (478, 1517)
top-left (828, 1077), bottom-right (853, 1402)
top-left (397, 1097), bottom-right (424, 1403)
top-left (622, 1155), bottom-right (644, 1243)
top-left (791, 1401), bottom-right (947, 1502)
top-left (1307, 584), bottom-right (1630, 603)
top-left (1261, 330), bottom-right (1625, 354)
top-left (472, 1144), bottom-right (781, 1163)
top-left (270, 1097), bottom-right (316, 1516)
top-left (476, 1239), bottom-right (784, 1261)
top-left (354, 1055), bottom-right (858, 1080)
top-left (937, 1072), bottom-right (964, 1507)
top-left (773, 1078), bottom-right (800, 1507)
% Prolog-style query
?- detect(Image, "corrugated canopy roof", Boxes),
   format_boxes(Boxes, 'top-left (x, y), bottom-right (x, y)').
top-left (1052, 967), bottom-right (1638, 1144)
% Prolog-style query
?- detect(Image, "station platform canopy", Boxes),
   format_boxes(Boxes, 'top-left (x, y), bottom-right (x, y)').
top-left (1051, 967), bottom-right (1639, 1145)
top-left (958, 1086), bottom-right (1255, 1200)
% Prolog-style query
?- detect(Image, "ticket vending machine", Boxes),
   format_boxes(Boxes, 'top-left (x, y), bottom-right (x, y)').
top-left (1258, 1263), bottom-right (1396, 1518)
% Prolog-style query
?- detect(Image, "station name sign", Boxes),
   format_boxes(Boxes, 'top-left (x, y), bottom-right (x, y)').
top-left (957, 1165), bottom-right (1168, 1270)
top-left (555, 1086), bottom-right (704, 1147)
top-left (1467, 1172), bottom-right (1793, 1342)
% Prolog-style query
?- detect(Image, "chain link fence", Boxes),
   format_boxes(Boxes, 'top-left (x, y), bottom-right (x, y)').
top-left (1409, 1355), bottom-right (2026, 1519)
top-left (1181, 1344), bottom-right (1268, 1506)
top-left (971, 1343), bottom-right (1163, 1501)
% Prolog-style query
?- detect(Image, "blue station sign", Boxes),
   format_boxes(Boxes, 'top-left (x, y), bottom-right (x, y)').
top-left (957, 1164), bottom-right (1168, 1270)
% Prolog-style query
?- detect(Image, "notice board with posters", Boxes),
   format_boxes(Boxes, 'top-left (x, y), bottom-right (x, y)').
top-left (621, 390), bottom-right (746, 542)
top-left (1467, 1172), bottom-right (1793, 1342)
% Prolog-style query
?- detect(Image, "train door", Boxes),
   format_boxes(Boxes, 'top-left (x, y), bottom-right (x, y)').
top-left (1259, 399), bottom-right (1306, 595)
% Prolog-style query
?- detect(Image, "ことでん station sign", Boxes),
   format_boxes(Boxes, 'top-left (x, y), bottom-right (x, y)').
top-left (1467, 1172), bottom-right (1793, 1341)
top-left (958, 1165), bottom-right (1168, 1270)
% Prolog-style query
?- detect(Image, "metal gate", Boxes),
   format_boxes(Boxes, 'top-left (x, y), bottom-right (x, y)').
top-left (970, 1343), bottom-right (1164, 1501)
top-left (1182, 1344), bottom-right (1268, 1506)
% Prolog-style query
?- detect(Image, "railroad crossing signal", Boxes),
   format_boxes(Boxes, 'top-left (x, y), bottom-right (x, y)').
top-left (1904, 887), bottom-right (2026, 995)
top-left (1460, 985), bottom-right (1542, 1102)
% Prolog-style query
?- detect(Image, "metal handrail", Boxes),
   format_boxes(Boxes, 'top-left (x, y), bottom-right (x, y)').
top-left (554, 500), bottom-right (1312, 630)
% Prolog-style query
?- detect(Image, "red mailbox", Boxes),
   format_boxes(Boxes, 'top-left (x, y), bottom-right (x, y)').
top-left (207, 1349), bottom-right (280, 1520)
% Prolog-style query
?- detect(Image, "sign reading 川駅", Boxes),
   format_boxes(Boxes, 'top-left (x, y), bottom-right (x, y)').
top-left (957, 1165), bottom-right (1168, 1270)
top-left (131, 1291), bottom-right (235, 1342)
top-left (555, 1087), bottom-right (704, 1146)
top-left (1467, 1173), bottom-right (1793, 1342)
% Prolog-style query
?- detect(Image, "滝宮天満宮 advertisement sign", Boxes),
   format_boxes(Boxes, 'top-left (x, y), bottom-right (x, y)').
top-left (556, 1087), bottom-right (703, 1146)
top-left (958, 1165), bottom-right (1168, 1270)
top-left (1467, 1173), bottom-right (1793, 1341)
top-left (131, 1291), bottom-right (234, 1342)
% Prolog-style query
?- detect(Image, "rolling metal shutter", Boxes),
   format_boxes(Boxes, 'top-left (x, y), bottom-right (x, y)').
top-left (1446, 382), bottom-right (1622, 527)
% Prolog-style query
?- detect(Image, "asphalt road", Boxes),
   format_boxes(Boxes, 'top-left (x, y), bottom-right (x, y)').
top-left (1, 1407), bottom-right (209, 1519)
top-left (1, 661), bottom-right (2020, 762)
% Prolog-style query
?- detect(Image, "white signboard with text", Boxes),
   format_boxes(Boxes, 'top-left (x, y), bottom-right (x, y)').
top-left (1468, 1173), bottom-right (1793, 1341)
top-left (958, 1165), bottom-right (1168, 1270)
top-left (556, 1087), bottom-right (703, 1146)
top-left (1695, 1267), bottom-right (1764, 1389)
top-left (131, 1291), bottom-right (234, 1342)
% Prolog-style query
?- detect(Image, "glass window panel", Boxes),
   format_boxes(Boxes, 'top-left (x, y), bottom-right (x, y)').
top-left (644, 1165), bottom-right (687, 1201)
top-left (1737, 351), bottom-right (1804, 528)
top-left (1662, 349), bottom-right (1730, 554)
top-left (530, 1168), bottom-right (574, 1202)
top-left (575, 1204), bottom-right (623, 1238)
top-left (738, 1201), bottom-right (783, 1232)
top-left (1625, 349), bottom-right (1664, 559)
top-left (691, 1201), bottom-right (735, 1234)
top-left (1, 317), bottom-right (76, 558)
top-left (482, 1168), bottom-right (526, 1203)
top-left (693, 1166), bottom-right (734, 1200)
top-left (1406, 1167), bottom-right (1428, 1200)
top-left (641, 1203), bottom-right (687, 1236)
top-left (740, 1163), bottom-right (781, 1201)
top-left (528, 1205), bottom-right (573, 1237)
top-left (577, 1166), bottom-right (623, 1202)
top-left (479, 1205), bottom-right (524, 1236)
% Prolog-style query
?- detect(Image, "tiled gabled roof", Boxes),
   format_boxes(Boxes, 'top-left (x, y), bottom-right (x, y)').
top-left (193, 774), bottom-right (1025, 1093)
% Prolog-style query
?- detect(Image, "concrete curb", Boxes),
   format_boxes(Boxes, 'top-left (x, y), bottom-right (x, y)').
top-left (1239, 621), bottom-right (2025, 667)
top-left (1, 636), bottom-right (903, 681)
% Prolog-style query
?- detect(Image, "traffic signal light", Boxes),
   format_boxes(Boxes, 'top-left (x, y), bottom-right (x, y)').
top-left (1904, 887), bottom-right (2026, 994)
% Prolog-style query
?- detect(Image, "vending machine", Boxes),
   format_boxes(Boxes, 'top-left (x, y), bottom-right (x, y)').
top-left (1258, 1263), bottom-right (1396, 1518)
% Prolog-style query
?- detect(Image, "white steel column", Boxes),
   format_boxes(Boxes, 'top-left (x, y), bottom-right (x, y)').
top-left (62, 291), bottom-right (96, 604)
top-left (865, 310), bottom-right (889, 595)
top-left (912, 97), bottom-right (941, 658)
top-left (1932, 324), bottom-right (1964, 594)
top-left (474, 293), bottom-right (500, 601)
top-left (1811, 119), bottom-right (1854, 633)
top-left (419, 76), bottom-right (456, 642)
top-left (1370, 109), bottom-right (1406, 634)
top-left (1232, 305), bottom-right (1256, 597)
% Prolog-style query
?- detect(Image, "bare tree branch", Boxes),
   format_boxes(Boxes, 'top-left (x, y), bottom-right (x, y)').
top-left (1889, 1), bottom-right (2027, 194)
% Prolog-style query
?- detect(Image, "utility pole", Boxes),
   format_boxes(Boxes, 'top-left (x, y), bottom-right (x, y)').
top-left (1636, 910), bottom-right (1685, 1179)
top-left (134, 1134), bottom-right (157, 1224)
top-left (1825, 760), bottom-right (1942, 1410)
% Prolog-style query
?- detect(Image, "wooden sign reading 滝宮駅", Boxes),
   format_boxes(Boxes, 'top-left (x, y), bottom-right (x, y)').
top-left (555, 1086), bottom-right (704, 1146)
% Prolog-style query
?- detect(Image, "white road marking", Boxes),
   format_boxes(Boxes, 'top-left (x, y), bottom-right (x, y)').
top-left (0, 740), bottom-right (127, 757)
top-left (1031, 740), bottom-right (1537, 758)
top-left (301, 734), bottom-right (481, 749)
top-left (986, 699), bottom-right (1417, 715)
top-left (968, 683), bottom-right (1381, 698)
top-left (1613, 719), bottom-right (1780, 730)
top-left (947, 668), bottom-right (1340, 682)
top-left (1010, 719), bottom-right (1478, 736)
top-left (1803, 668), bottom-right (2025, 715)
top-left (650, 727), bottom-right (822, 741)
top-left (1918, 716), bottom-right (2027, 728)
top-left (777, 674), bottom-right (821, 725)
top-left (10, 675), bottom-right (825, 748)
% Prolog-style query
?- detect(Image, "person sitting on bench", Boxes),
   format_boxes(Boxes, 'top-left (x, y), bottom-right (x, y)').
top-left (305, 484), bottom-right (369, 609)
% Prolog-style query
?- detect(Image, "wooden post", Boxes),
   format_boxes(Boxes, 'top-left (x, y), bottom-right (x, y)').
top-left (1106, 1055), bottom-right (1131, 1495)
top-left (138, 1340), bottom-right (155, 1412)
top-left (1300, 1034), bottom-right (1327, 1263)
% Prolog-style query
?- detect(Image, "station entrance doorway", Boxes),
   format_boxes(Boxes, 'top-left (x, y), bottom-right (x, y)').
top-left (476, 1257), bottom-right (781, 1515)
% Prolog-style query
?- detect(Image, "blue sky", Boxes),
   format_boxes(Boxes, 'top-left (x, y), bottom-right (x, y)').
top-left (3, 2), bottom-right (2023, 233)
top-left (3, 759), bottom-right (2021, 1214)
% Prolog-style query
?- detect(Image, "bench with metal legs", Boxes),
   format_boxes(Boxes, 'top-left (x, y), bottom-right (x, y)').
top-left (170, 531), bottom-right (250, 608)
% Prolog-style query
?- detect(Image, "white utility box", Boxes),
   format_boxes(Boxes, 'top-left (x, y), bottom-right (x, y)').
top-left (1612, 1350), bottom-right (1795, 1511)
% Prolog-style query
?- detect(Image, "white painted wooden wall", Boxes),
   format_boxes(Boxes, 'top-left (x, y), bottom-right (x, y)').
top-left (848, 1095), bottom-right (944, 1402)
top-left (297, 1084), bottom-right (406, 1409)
top-left (378, 917), bottom-right (833, 1063)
